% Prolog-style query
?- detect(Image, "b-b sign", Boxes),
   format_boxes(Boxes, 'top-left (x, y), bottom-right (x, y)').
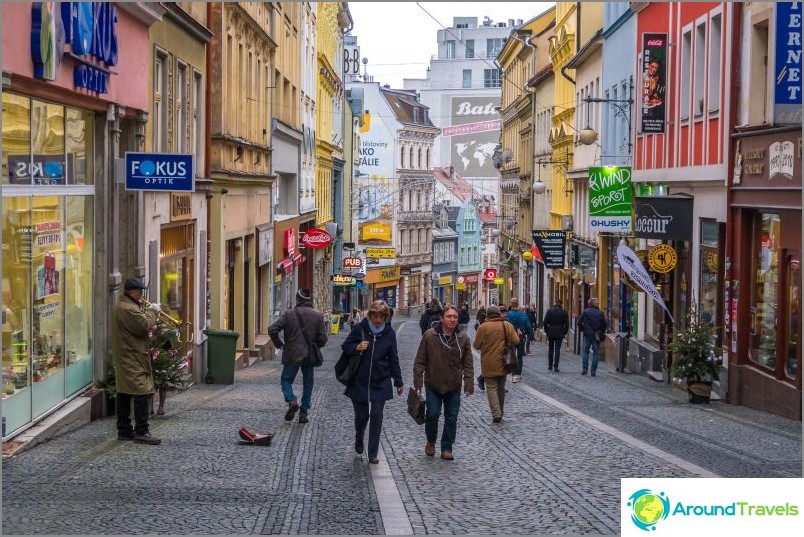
top-left (126, 153), bottom-right (194, 192)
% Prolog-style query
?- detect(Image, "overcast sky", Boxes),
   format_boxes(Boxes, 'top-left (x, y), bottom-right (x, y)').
top-left (347, 2), bottom-right (556, 88)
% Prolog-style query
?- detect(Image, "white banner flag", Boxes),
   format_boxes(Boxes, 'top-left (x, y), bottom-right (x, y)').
top-left (617, 244), bottom-right (674, 323)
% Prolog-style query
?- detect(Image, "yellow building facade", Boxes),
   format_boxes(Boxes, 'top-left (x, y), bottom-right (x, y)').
top-left (207, 2), bottom-right (276, 352)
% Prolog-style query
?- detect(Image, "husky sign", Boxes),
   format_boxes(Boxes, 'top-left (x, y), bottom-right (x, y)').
top-left (125, 153), bottom-right (194, 192)
top-left (589, 166), bottom-right (633, 233)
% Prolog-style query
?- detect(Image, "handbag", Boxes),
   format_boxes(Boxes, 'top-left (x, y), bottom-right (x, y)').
top-left (502, 321), bottom-right (519, 373)
top-left (335, 329), bottom-right (366, 385)
top-left (294, 308), bottom-right (324, 367)
top-left (406, 387), bottom-right (426, 425)
top-left (596, 329), bottom-right (606, 343)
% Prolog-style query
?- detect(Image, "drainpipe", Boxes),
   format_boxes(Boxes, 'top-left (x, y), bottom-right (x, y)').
top-left (561, 3), bottom-right (579, 85)
top-left (723, 1), bottom-right (742, 399)
top-left (204, 1), bottom-right (214, 331)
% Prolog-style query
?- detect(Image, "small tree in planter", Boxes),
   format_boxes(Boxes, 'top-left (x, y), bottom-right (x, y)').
top-left (148, 315), bottom-right (189, 415)
top-left (670, 302), bottom-right (721, 404)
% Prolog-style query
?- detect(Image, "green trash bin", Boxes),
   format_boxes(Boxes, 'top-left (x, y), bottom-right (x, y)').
top-left (203, 329), bottom-right (240, 384)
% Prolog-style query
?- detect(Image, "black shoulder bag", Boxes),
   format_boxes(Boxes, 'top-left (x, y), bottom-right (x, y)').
top-left (294, 308), bottom-right (324, 368)
top-left (335, 328), bottom-right (366, 385)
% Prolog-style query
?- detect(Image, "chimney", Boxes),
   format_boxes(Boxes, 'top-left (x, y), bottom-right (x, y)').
top-left (508, 19), bottom-right (515, 28)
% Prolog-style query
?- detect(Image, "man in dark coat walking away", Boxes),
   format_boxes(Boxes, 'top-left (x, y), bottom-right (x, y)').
top-left (457, 303), bottom-right (470, 332)
top-left (419, 298), bottom-right (443, 334)
top-left (268, 289), bottom-right (328, 423)
top-left (505, 298), bottom-right (532, 382)
top-left (577, 298), bottom-right (608, 376)
top-left (542, 300), bottom-right (569, 372)
top-left (112, 277), bottom-right (161, 444)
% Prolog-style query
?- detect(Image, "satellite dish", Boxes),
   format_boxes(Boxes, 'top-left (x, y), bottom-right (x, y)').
top-left (501, 148), bottom-right (513, 163)
top-left (492, 157), bottom-right (502, 169)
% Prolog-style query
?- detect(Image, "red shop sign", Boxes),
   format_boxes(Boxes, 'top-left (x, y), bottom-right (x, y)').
top-left (484, 269), bottom-right (497, 281)
top-left (301, 228), bottom-right (332, 249)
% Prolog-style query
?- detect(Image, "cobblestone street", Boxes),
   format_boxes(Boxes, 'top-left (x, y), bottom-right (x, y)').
top-left (2, 318), bottom-right (801, 535)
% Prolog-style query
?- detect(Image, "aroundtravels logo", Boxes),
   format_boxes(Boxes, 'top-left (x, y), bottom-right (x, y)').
top-left (627, 489), bottom-right (671, 531)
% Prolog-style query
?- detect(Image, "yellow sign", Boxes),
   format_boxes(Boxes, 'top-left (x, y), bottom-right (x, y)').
top-left (332, 274), bottom-right (357, 286)
top-left (364, 266), bottom-right (400, 284)
top-left (361, 224), bottom-right (392, 242)
top-left (438, 275), bottom-right (453, 286)
top-left (493, 277), bottom-right (505, 285)
top-left (366, 247), bottom-right (396, 259)
top-left (456, 282), bottom-right (466, 291)
top-left (648, 244), bottom-right (677, 273)
top-left (706, 250), bottom-right (718, 273)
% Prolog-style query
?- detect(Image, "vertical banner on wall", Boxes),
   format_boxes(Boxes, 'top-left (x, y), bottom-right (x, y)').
top-left (640, 33), bottom-right (667, 134)
top-left (774, 2), bottom-right (803, 124)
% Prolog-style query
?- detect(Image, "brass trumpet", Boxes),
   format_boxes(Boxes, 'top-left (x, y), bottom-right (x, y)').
top-left (141, 298), bottom-right (182, 326)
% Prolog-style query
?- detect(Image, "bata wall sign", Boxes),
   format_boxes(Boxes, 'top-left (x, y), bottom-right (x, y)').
top-left (588, 166), bottom-right (633, 232)
top-left (300, 228), bottom-right (332, 249)
top-left (640, 33), bottom-right (667, 134)
top-left (31, 2), bottom-right (119, 93)
top-left (774, 1), bottom-right (803, 124)
top-left (633, 197), bottom-right (693, 241)
top-left (531, 230), bottom-right (567, 269)
top-left (125, 153), bottom-right (194, 192)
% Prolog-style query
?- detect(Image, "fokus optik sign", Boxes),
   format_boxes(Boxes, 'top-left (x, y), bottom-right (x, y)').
top-left (31, 2), bottom-right (119, 93)
top-left (589, 166), bottom-right (633, 233)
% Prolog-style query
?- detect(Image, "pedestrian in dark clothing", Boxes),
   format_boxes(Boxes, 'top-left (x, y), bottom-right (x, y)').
top-left (525, 303), bottom-right (539, 354)
top-left (268, 289), bottom-right (328, 423)
top-left (542, 301), bottom-right (569, 372)
top-left (475, 304), bottom-right (487, 329)
top-left (578, 298), bottom-right (608, 376)
top-left (505, 298), bottom-right (532, 382)
top-left (113, 277), bottom-right (161, 445)
top-left (341, 300), bottom-right (403, 464)
top-left (457, 303), bottom-right (470, 332)
top-left (419, 298), bottom-right (443, 334)
top-left (413, 305), bottom-right (473, 461)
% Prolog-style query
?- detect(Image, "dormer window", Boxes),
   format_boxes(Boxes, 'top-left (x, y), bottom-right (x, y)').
top-left (413, 107), bottom-right (419, 122)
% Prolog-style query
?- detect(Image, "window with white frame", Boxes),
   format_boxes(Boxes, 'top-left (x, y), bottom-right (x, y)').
top-left (486, 38), bottom-right (505, 57)
top-left (708, 13), bottom-right (722, 112)
top-left (153, 48), bottom-right (168, 151)
top-left (484, 68), bottom-right (502, 88)
top-left (748, 19), bottom-right (770, 124)
top-left (694, 22), bottom-right (706, 117)
top-left (446, 40), bottom-right (456, 59)
top-left (462, 69), bottom-right (472, 89)
top-left (176, 61), bottom-right (188, 153)
top-left (680, 30), bottom-right (692, 120)
top-left (193, 70), bottom-right (203, 175)
top-left (465, 39), bottom-right (475, 59)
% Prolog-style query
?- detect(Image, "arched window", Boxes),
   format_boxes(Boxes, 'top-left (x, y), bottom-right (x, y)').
top-left (426, 149), bottom-right (430, 169)
top-left (400, 146), bottom-right (405, 169)
top-left (418, 148), bottom-right (423, 169)
top-left (409, 147), bottom-right (414, 169)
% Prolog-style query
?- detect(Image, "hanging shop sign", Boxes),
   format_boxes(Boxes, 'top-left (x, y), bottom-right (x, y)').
top-left (461, 274), bottom-right (479, 284)
top-left (633, 197), bottom-right (693, 241)
top-left (774, 1), bottom-right (803, 124)
top-left (31, 2), bottom-right (119, 92)
top-left (648, 244), bottom-right (678, 273)
top-left (125, 153), bottom-right (194, 192)
top-left (365, 247), bottom-right (396, 259)
top-left (617, 244), bottom-right (674, 323)
top-left (588, 166), bottom-right (633, 232)
top-left (484, 269), bottom-right (497, 282)
top-left (640, 33), bottom-right (667, 134)
top-left (331, 274), bottom-right (356, 286)
top-left (456, 276), bottom-right (466, 291)
top-left (342, 257), bottom-right (362, 273)
top-left (570, 243), bottom-right (596, 269)
top-left (531, 230), bottom-right (567, 269)
top-left (363, 266), bottom-right (400, 284)
top-left (301, 228), bottom-right (332, 249)
top-left (493, 277), bottom-right (505, 285)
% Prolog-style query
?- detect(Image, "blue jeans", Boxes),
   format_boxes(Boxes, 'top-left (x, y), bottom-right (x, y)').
top-left (581, 335), bottom-right (600, 373)
top-left (281, 364), bottom-right (314, 411)
top-left (425, 388), bottom-right (461, 452)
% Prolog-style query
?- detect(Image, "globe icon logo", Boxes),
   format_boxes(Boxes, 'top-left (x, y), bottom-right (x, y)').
top-left (627, 489), bottom-right (670, 531)
top-left (139, 160), bottom-right (156, 176)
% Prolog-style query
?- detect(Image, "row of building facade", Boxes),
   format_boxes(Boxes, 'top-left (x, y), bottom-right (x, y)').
top-left (1, 1), bottom-right (361, 439)
top-left (495, 2), bottom-right (801, 419)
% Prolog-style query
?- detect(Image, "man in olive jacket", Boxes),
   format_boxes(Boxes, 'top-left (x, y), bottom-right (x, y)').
top-left (542, 300), bottom-right (569, 372)
top-left (112, 277), bottom-right (161, 444)
top-left (268, 289), bottom-right (328, 423)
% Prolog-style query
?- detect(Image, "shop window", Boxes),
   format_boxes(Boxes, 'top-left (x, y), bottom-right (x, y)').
top-left (699, 219), bottom-right (720, 333)
top-left (2, 93), bottom-right (31, 185)
top-left (749, 213), bottom-right (780, 368)
top-left (31, 101), bottom-right (65, 185)
top-left (65, 108), bottom-right (94, 185)
top-left (785, 255), bottom-right (800, 380)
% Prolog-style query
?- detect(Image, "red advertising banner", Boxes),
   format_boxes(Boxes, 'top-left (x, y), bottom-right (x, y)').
top-left (640, 33), bottom-right (667, 134)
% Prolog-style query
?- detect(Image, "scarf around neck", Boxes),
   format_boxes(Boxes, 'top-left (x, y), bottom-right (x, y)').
top-left (368, 321), bottom-right (385, 336)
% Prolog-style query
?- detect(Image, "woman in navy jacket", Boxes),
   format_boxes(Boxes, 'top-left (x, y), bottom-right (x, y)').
top-left (341, 300), bottom-right (404, 464)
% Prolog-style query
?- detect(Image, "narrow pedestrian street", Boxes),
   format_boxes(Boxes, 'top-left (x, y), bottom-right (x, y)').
top-left (2, 317), bottom-right (800, 535)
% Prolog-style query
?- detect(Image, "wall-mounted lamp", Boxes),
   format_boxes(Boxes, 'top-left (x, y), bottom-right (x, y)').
top-left (579, 92), bottom-right (634, 153)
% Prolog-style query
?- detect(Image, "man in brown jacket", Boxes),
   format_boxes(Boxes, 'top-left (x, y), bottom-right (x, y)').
top-left (112, 277), bottom-right (161, 444)
top-left (413, 305), bottom-right (473, 460)
top-left (473, 305), bottom-right (519, 423)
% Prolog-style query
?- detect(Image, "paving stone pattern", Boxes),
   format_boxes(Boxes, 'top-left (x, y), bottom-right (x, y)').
top-left (2, 317), bottom-right (800, 535)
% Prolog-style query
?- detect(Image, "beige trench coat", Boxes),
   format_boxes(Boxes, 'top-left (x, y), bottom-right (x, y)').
top-left (112, 294), bottom-right (157, 395)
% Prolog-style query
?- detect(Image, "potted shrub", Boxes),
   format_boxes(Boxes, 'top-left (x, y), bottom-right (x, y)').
top-left (670, 302), bottom-right (721, 404)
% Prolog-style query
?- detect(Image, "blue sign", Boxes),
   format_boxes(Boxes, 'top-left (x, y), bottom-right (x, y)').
top-left (31, 2), bottom-right (118, 93)
top-left (775, 2), bottom-right (803, 123)
top-left (125, 153), bottom-right (194, 192)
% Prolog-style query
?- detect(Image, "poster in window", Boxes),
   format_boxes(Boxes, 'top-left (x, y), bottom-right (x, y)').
top-left (640, 33), bottom-right (667, 134)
